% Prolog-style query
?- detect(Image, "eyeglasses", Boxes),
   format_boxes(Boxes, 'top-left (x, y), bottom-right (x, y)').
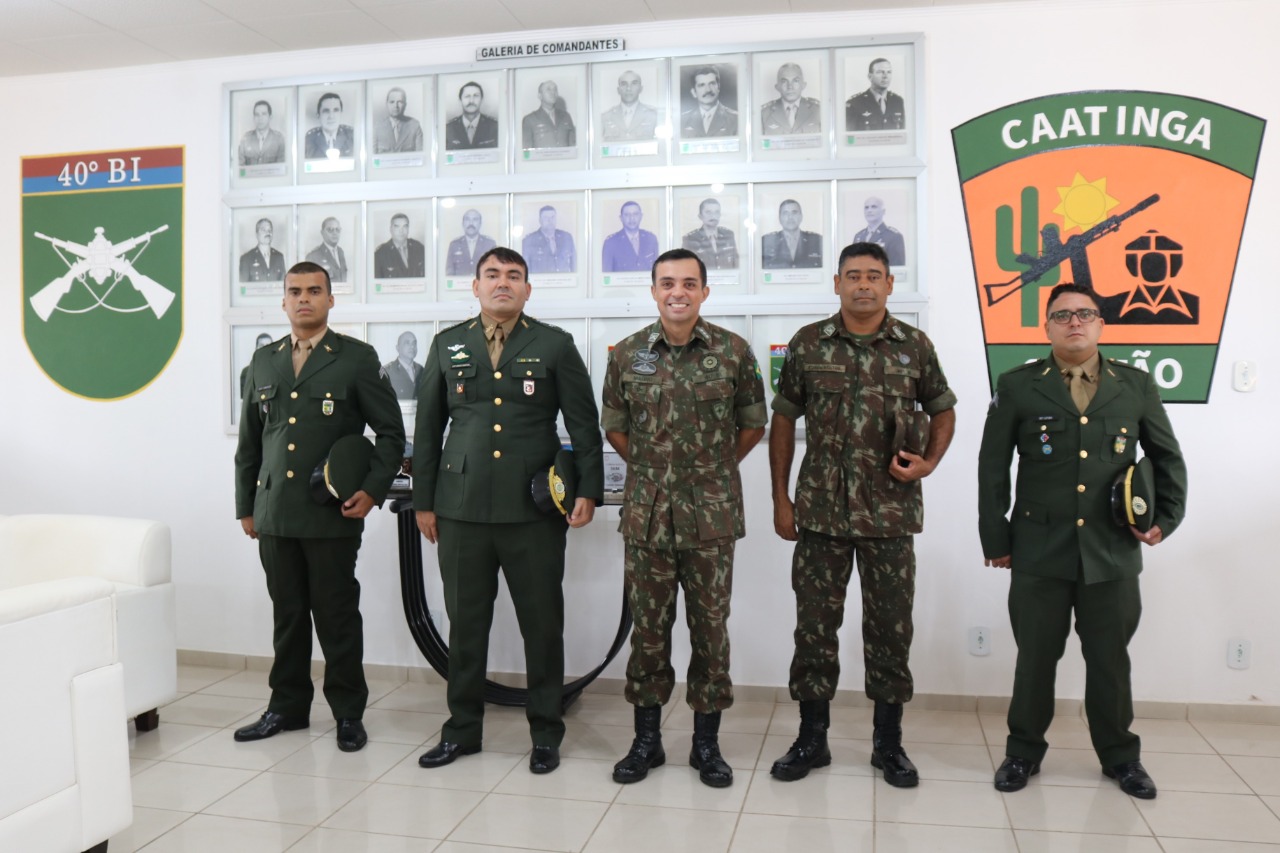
top-left (1048, 308), bottom-right (1101, 325)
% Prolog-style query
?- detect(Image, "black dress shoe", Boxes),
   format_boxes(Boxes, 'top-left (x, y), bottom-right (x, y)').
top-left (530, 745), bottom-right (560, 774)
top-left (418, 741), bottom-right (481, 768)
top-left (1104, 760), bottom-right (1157, 799)
top-left (233, 711), bottom-right (309, 742)
top-left (336, 719), bottom-right (367, 752)
top-left (994, 756), bottom-right (1041, 792)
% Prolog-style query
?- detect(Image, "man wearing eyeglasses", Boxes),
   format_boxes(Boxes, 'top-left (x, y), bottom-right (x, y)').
top-left (978, 282), bottom-right (1187, 800)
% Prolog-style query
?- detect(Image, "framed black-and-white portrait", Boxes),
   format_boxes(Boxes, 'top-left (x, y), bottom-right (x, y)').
top-left (836, 44), bottom-right (916, 159)
top-left (513, 192), bottom-right (585, 298)
top-left (367, 76), bottom-right (431, 179)
top-left (368, 321), bottom-right (434, 430)
top-left (754, 50), bottom-right (829, 161)
top-left (590, 59), bottom-right (668, 169)
top-left (593, 188), bottom-right (667, 297)
top-left (672, 184), bottom-right (749, 293)
top-left (298, 202), bottom-right (362, 298)
top-left (673, 54), bottom-right (747, 165)
top-left (837, 178), bottom-right (918, 289)
top-left (438, 70), bottom-right (506, 176)
top-left (438, 195), bottom-right (508, 301)
top-left (514, 65), bottom-right (587, 174)
top-left (754, 182), bottom-right (831, 293)
top-left (230, 323), bottom-right (289, 427)
top-left (297, 83), bottom-right (362, 183)
top-left (230, 87), bottom-right (292, 189)
top-left (232, 206), bottom-right (293, 304)
top-left (367, 199), bottom-right (432, 301)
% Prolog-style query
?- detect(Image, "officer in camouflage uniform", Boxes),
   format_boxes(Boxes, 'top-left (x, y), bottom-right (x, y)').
top-left (768, 242), bottom-right (956, 787)
top-left (601, 248), bottom-right (767, 788)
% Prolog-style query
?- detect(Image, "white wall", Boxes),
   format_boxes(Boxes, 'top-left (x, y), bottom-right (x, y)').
top-left (2, 0), bottom-right (1275, 707)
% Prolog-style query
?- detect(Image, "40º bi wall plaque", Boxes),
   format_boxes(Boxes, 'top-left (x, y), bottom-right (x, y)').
top-left (22, 146), bottom-right (184, 400)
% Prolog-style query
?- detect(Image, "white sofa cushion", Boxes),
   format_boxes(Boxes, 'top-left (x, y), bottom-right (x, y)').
top-left (0, 576), bottom-right (131, 851)
top-left (0, 515), bottom-right (170, 589)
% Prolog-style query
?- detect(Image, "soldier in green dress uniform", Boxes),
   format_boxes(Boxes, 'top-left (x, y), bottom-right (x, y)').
top-left (234, 262), bottom-right (405, 753)
top-left (979, 283), bottom-right (1187, 799)
top-left (413, 247), bottom-right (603, 775)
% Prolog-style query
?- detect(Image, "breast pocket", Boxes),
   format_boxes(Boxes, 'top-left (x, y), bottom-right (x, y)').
top-left (802, 367), bottom-right (846, 431)
top-left (1102, 418), bottom-right (1140, 463)
top-left (254, 385), bottom-right (279, 422)
top-left (309, 385), bottom-right (349, 419)
top-left (1018, 417), bottom-right (1065, 457)
top-left (624, 376), bottom-right (662, 433)
top-left (512, 363), bottom-right (548, 401)
top-left (449, 365), bottom-right (478, 403)
top-left (695, 378), bottom-right (734, 432)
top-left (883, 364), bottom-right (920, 400)
top-left (883, 363), bottom-right (920, 418)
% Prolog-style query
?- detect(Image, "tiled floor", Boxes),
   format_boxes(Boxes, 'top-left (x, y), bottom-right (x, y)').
top-left (112, 665), bottom-right (1280, 851)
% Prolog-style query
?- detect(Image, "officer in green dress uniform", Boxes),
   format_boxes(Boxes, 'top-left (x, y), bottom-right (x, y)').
top-left (979, 283), bottom-right (1188, 799)
top-left (234, 262), bottom-right (405, 753)
top-left (413, 247), bottom-right (603, 775)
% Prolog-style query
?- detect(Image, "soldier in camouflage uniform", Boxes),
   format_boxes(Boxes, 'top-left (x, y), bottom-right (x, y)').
top-left (601, 248), bottom-right (767, 788)
top-left (768, 242), bottom-right (956, 787)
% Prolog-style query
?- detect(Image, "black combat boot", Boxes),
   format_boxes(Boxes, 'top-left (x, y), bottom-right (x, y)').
top-left (871, 700), bottom-right (919, 787)
top-left (689, 711), bottom-right (733, 788)
top-left (770, 699), bottom-right (832, 781)
top-left (612, 706), bottom-right (666, 784)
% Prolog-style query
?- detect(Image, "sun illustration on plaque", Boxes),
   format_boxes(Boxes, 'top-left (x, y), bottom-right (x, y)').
top-left (1053, 172), bottom-right (1119, 233)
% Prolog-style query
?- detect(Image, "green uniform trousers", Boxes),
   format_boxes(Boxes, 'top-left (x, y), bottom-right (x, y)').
top-left (258, 534), bottom-right (366, 719)
top-left (437, 516), bottom-right (568, 748)
top-left (623, 540), bottom-right (735, 713)
top-left (789, 529), bottom-right (915, 703)
top-left (1006, 569), bottom-right (1142, 766)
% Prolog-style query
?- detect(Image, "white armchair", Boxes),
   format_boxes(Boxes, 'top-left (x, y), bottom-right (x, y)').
top-left (0, 576), bottom-right (133, 852)
top-left (0, 515), bottom-right (177, 730)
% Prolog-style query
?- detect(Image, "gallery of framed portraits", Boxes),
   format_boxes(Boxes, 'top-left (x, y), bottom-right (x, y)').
top-left (223, 36), bottom-right (924, 431)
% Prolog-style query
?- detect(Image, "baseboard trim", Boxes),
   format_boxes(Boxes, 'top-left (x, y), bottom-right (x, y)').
top-left (176, 651), bottom-right (1279, 724)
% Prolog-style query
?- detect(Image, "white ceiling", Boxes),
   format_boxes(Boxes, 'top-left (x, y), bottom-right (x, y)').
top-left (0, 0), bottom-right (1025, 77)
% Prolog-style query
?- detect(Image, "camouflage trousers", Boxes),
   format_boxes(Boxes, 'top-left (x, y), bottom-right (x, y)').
top-left (623, 540), bottom-right (735, 713)
top-left (788, 529), bottom-right (915, 703)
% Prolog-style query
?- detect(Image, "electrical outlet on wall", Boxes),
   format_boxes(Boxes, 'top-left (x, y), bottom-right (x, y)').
top-left (1227, 638), bottom-right (1251, 670)
top-left (968, 626), bottom-right (990, 657)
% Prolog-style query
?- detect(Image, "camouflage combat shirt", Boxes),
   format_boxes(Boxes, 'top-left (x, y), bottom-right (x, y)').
top-left (771, 312), bottom-right (956, 538)
top-left (602, 318), bottom-right (767, 549)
